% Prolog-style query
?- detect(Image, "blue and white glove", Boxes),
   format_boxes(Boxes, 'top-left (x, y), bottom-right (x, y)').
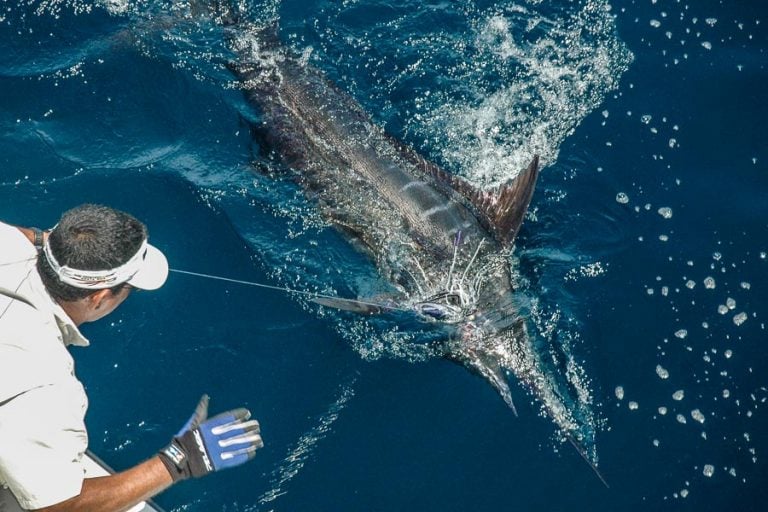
top-left (158, 395), bottom-right (263, 481)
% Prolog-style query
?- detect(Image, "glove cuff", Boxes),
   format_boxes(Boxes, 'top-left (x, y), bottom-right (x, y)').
top-left (158, 438), bottom-right (193, 482)
top-left (159, 430), bottom-right (215, 481)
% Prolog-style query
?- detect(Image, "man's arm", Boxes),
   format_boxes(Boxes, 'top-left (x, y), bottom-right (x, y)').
top-left (15, 227), bottom-right (47, 248)
top-left (30, 396), bottom-right (261, 512)
top-left (33, 457), bottom-right (172, 512)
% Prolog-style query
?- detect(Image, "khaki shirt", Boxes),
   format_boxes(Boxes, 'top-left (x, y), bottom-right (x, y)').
top-left (0, 222), bottom-right (90, 510)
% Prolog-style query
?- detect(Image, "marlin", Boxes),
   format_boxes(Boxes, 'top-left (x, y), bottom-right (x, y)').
top-left (203, 6), bottom-right (605, 485)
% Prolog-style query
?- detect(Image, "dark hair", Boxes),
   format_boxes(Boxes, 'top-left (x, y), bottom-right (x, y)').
top-left (37, 204), bottom-right (147, 302)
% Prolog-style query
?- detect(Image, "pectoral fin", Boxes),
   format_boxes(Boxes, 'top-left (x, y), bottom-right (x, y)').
top-left (310, 296), bottom-right (384, 314)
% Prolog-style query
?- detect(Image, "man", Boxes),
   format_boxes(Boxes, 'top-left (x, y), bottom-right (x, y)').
top-left (0, 204), bottom-right (262, 511)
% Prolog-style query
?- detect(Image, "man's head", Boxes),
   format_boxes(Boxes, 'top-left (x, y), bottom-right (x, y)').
top-left (37, 204), bottom-right (168, 322)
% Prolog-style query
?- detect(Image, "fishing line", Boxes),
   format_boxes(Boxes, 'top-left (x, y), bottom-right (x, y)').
top-left (169, 268), bottom-right (409, 312)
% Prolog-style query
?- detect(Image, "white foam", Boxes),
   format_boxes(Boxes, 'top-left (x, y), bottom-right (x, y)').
top-left (98, 0), bottom-right (129, 14)
top-left (420, 0), bottom-right (633, 187)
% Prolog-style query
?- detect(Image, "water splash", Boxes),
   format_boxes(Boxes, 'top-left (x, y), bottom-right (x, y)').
top-left (423, 1), bottom-right (633, 186)
top-left (254, 377), bottom-right (357, 508)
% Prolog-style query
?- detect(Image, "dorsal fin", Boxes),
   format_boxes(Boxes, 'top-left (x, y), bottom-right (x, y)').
top-left (386, 133), bottom-right (540, 246)
top-left (404, 148), bottom-right (540, 246)
top-left (459, 155), bottom-right (540, 246)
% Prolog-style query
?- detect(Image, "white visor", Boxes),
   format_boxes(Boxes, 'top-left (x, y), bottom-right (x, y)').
top-left (43, 238), bottom-right (169, 291)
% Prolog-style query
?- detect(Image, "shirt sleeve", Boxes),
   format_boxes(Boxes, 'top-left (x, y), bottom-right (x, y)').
top-left (0, 380), bottom-right (88, 510)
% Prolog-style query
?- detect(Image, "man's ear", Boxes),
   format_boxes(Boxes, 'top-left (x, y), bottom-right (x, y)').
top-left (87, 289), bottom-right (113, 310)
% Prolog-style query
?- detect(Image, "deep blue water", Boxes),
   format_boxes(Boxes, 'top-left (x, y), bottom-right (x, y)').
top-left (1, 1), bottom-right (766, 511)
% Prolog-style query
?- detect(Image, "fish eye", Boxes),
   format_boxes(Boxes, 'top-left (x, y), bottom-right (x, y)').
top-left (418, 303), bottom-right (447, 320)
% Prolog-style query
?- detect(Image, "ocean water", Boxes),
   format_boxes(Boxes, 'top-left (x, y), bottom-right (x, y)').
top-left (1, 0), bottom-right (766, 511)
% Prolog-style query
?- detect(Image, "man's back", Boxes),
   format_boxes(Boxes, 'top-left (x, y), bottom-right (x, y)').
top-left (0, 221), bottom-right (90, 510)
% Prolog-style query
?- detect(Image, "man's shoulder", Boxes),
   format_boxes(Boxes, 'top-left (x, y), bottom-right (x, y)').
top-left (0, 222), bottom-right (35, 263)
top-left (0, 310), bottom-right (76, 403)
top-left (0, 288), bottom-right (59, 342)
top-left (0, 222), bottom-right (39, 305)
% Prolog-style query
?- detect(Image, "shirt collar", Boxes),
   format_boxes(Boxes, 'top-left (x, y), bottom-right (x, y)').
top-left (25, 266), bottom-right (90, 347)
top-left (52, 304), bottom-right (90, 348)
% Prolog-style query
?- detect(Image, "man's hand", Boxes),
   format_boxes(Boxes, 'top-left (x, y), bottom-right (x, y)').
top-left (158, 395), bottom-right (263, 481)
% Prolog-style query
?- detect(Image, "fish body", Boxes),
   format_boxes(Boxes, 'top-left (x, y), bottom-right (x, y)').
top-left (222, 20), bottom-right (604, 484)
